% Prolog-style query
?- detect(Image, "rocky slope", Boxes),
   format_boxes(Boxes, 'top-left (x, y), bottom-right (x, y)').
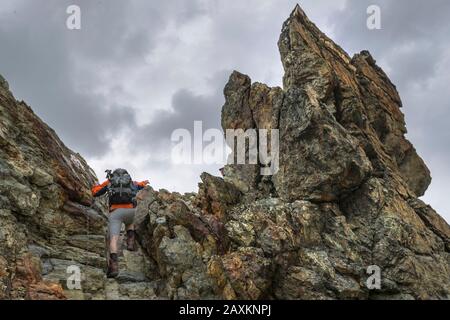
top-left (1, 4), bottom-right (449, 300)
top-left (0, 73), bottom-right (156, 299)
top-left (133, 5), bottom-right (449, 300)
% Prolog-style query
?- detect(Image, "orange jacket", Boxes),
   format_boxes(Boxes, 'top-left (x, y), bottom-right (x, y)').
top-left (91, 179), bottom-right (148, 212)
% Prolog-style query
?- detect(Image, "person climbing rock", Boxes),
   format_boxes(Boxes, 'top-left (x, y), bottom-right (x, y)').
top-left (91, 168), bottom-right (149, 278)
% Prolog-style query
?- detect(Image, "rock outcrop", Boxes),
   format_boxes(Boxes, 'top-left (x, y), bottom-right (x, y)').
top-left (0, 4), bottom-right (449, 300)
top-left (0, 75), bottom-right (104, 298)
top-left (133, 5), bottom-right (449, 300)
top-left (0, 73), bottom-right (156, 299)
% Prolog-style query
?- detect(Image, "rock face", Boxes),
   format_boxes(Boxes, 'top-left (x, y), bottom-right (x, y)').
top-left (0, 74), bottom-right (156, 299)
top-left (1, 4), bottom-right (449, 300)
top-left (0, 77), bottom-right (103, 299)
top-left (133, 5), bottom-right (449, 300)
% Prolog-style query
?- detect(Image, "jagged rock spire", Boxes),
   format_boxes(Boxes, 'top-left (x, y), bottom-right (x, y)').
top-left (223, 4), bottom-right (431, 198)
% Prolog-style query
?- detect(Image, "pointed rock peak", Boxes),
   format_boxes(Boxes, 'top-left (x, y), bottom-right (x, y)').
top-left (278, 3), bottom-right (353, 90)
top-left (284, 3), bottom-right (313, 30)
top-left (286, 3), bottom-right (319, 26)
top-left (280, 3), bottom-right (350, 58)
top-left (291, 3), bottom-right (306, 18)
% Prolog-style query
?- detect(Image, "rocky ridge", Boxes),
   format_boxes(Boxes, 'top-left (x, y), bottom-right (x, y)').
top-left (0, 5), bottom-right (449, 300)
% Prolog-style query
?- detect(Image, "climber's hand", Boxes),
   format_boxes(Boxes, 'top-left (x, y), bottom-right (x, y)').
top-left (136, 180), bottom-right (149, 188)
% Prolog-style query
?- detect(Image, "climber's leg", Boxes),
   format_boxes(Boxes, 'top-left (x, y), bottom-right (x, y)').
top-left (109, 208), bottom-right (137, 252)
top-left (106, 212), bottom-right (121, 278)
top-left (122, 210), bottom-right (137, 252)
top-left (106, 233), bottom-right (119, 278)
top-left (109, 235), bottom-right (120, 253)
top-left (126, 231), bottom-right (136, 251)
top-left (108, 209), bottom-right (125, 252)
top-left (107, 208), bottom-right (133, 277)
top-left (125, 224), bottom-right (137, 250)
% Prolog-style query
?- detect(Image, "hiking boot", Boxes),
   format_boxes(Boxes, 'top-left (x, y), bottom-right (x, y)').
top-left (107, 255), bottom-right (119, 278)
top-left (126, 230), bottom-right (137, 251)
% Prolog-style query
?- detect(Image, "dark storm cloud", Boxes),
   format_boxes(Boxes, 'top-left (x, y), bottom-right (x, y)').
top-left (0, 0), bottom-right (206, 157)
top-left (0, 0), bottom-right (143, 156)
top-left (333, 1), bottom-right (450, 143)
top-left (0, 0), bottom-right (338, 159)
top-left (332, 0), bottom-right (450, 89)
top-left (132, 69), bottom-right (230, 153)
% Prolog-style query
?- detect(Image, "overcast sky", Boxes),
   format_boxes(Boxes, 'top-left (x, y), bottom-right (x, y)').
top-left (0, 0), bottom-right (448, 222)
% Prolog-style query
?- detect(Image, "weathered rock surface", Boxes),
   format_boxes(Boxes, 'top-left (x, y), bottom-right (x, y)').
top-left (1, 4), bottom-right (449, 300)
top-left (0, 74), bottom-right (157, 300)
top-left (133, 5), bottom-right (449, 300)
top-left (0, 77), bottom-right (105, 299)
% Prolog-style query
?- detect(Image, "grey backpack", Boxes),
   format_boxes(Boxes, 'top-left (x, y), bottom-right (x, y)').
top-left (107, 169), bottom-right (136, 205)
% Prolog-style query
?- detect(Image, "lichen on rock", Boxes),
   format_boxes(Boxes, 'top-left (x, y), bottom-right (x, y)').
top-left (132, 5), bottom-right (449, 300)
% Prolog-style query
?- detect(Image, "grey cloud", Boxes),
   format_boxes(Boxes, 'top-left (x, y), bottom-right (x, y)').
top-left (0, 0), bottom-right (140, 156)
top-left (132, 69), bottom-right (230, 154)
top-left (384, 41), bottom-right (443, 89)
top-left (0, 0), bottom-right (202, 157)
top-left (332, 0), bottom-right (450, 89)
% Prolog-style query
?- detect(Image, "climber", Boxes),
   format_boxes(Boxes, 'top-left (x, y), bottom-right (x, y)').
top-left (91, 168), bottom-right (149, 278)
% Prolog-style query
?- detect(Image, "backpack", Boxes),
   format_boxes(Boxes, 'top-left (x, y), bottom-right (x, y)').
top-left (107, 169), bottom-right (137, 205)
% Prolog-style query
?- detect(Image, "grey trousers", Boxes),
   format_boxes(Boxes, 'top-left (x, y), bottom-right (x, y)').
top-left (108, 208), bottom-right (136, 236)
